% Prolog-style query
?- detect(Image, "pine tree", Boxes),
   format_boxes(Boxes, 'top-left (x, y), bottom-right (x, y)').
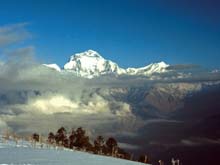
top-left (106, 137), bottom-right (118, 156)
top-left (48, 132), bottom-right (55, 144)
top-left (94, 135), bottom-right (105, 154)
top-left (69, 129), bottom-right (76, 149)
top-left (32, 133), bottom-right (39, 142)
top-left (55, 127), bottom-right (67, 146)
top-left (74, 127), bottom-right (92, 151)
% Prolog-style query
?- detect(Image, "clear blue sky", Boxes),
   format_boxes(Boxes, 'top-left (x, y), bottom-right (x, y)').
top-left (0, 0), bottom-right (219, 68)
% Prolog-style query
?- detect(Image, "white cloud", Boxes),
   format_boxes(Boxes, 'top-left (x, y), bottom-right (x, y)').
top-left (0, 23), bottom-right (31, 47)
top-left (0, 22), bottom-right (219, 142)
top-left (118, 142), bottom-right (140, 150)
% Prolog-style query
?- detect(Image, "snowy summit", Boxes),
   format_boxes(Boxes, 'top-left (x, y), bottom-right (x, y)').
top-left (44, 50), bottom-right (169, 78)
top-left (64, 50), bottom-right (125, 78)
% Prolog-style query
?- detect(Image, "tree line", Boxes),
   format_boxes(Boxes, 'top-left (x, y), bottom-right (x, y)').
top-left (32, 126), bottom-right (151, 164)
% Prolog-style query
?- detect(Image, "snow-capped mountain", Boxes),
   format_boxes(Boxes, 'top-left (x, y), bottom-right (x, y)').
top-left (60, 50), bottom-right (169, 78)
top-left (43, 63), bottom-right (61, 72)
top-left (43, 50), bottom-right (169, 78)
top-left (64, 50), bottom-right (126, 78)
top-left (126, 61), bottom-right (169, 76)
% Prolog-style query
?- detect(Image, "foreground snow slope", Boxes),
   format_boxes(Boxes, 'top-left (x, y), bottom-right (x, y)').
top-left (0, 139), bottom-right (149, 165)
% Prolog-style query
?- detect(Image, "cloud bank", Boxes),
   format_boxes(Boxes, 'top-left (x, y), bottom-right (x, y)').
top-left (0, 23), bottom-right (220, 150)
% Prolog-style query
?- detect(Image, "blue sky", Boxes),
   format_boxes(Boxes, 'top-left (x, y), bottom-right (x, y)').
top-left (0, 0), bottom-right (219, 68)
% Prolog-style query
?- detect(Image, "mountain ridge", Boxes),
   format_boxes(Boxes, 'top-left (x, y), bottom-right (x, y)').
top-left (44, 50), bottom-right (169, 78)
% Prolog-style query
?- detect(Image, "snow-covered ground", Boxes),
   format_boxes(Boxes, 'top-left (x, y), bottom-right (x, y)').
top-left (0, 137), bottom-right (149, 165)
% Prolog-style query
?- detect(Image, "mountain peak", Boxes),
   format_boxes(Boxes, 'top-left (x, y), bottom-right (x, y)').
top-left (64, 50), bottom-right (124, 78)
top-left (60, 50), bottom-right (170, 78)
top-left (157, 61), bottom-right (169, 66)
top-left (87, 49), bottom-right (100, 56)
top-left (70, 50), bottom-right (103, 61)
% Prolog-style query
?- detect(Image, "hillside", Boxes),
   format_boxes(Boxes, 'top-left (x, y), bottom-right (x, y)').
top-left (0, 137), bottom-right (149, 165)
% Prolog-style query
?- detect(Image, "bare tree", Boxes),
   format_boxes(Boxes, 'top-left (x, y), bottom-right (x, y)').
top-left (138, 155), bottom-right (149, 164)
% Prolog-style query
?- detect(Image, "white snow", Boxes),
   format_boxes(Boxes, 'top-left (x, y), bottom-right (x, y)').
top-left (64, 50), bottom-right (126, 78)
top-left (43, 64), bottom-right (61, 72)
top-left (0, 137), bottom-right (149, 165)
top-left (62, 50), bottom-right (169, 78)
top-left (42, 50), bottom-right (169, 78)
top-left (126, 61), bottom-right (169, 76)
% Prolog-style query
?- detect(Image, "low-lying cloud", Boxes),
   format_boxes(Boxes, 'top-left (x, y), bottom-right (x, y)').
top-left (0, 23), bottom-right (220, 152)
